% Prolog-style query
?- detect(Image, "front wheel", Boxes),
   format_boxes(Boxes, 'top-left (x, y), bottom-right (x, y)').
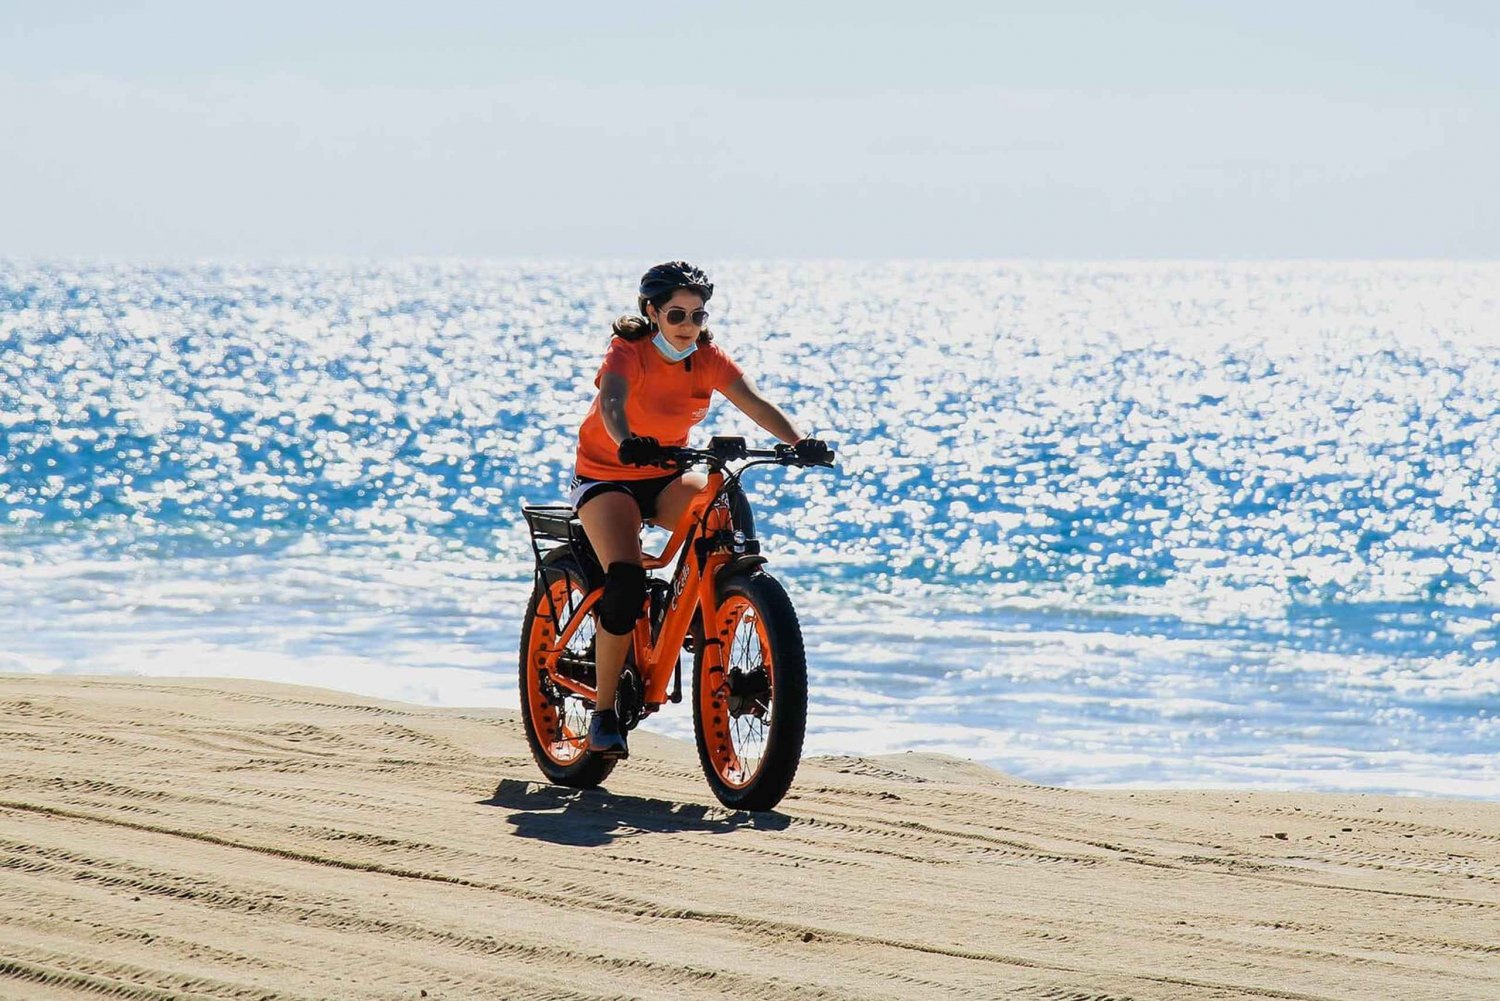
top-left (693, 570), bottom-right (808, 812)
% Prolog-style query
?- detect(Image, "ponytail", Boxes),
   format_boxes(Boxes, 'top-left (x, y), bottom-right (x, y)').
top-left (611, 314), bottom-right (654, 341)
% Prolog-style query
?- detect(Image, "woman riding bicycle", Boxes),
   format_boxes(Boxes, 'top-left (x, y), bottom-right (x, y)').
top-left (571, 260), bottom-right (830, 759)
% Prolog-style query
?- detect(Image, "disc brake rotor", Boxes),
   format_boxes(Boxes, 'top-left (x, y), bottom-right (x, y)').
top-left (616, 665), bottom-right (645, 729)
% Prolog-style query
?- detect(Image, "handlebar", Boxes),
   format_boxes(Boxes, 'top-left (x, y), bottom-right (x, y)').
top-left (646, 436), bottom-right (836, 471)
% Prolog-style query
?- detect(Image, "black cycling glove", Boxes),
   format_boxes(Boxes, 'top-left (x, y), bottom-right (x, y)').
top-left (791, 437), bottom-right (835, 465)
top-left (617, 435), bottom-right (665, 467)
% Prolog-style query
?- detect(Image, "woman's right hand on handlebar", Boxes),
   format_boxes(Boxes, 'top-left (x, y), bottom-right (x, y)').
top-left (617, 435), bottom-right (666, 467)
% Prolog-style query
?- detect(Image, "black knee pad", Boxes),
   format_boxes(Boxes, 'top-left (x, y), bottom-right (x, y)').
top-left (598, 562), bottom-right (647, 635)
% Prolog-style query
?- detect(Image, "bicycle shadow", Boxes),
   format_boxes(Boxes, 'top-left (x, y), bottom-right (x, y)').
top-left (481, 778), bottom-right (791, 847)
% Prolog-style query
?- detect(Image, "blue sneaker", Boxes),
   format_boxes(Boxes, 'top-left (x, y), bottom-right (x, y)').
top-left (587, 709), bottom-right (629, 759)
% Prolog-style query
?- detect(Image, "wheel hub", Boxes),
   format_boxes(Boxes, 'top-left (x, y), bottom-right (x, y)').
top-left (726, 665), bottom-right (770, 718)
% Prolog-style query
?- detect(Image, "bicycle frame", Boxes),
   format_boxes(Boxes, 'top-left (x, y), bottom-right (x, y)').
top-left (536, 467), bottom-right (742, 711)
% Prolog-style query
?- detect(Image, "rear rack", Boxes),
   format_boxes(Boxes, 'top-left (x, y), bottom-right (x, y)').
top-left (523, 504), bottom-right (583, 548)
top-left (522, 504), bottom-right (602, 639)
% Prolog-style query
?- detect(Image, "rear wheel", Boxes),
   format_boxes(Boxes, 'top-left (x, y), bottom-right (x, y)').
top-left (518, 551), bottom-right (616, 788)
top-left (692, 570), bottom-right (807, 812)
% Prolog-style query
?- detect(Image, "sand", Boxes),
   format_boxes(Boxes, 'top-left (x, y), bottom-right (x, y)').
top-left (1, 674), bottom-right (1496, 1001)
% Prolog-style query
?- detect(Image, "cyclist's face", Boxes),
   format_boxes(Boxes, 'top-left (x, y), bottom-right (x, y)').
top-left (648, 290), bottom-right (707, 348)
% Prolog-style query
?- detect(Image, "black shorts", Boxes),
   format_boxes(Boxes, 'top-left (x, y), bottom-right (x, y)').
top-left (569, 471), bottom-right (684, 521)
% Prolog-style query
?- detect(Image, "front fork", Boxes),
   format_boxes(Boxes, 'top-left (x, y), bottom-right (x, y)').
top-left (686, 489), bottom-right (758, 708)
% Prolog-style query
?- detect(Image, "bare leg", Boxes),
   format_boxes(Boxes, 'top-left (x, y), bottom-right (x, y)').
top-left (575, 491), bottom-right (643, 712)
top-left (650, 471), bottom-right (709, 532)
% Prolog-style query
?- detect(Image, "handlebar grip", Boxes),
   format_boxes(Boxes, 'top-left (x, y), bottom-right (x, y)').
top-left (775, 443), bottom-right (837, 467)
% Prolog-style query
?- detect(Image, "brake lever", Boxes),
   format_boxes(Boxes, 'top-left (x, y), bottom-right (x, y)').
top-left (659, 448), bottom-right (717, 471)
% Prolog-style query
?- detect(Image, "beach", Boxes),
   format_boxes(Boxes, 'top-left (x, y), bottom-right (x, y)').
top-left (2, 674), bottom-right (1496, 1000)
top-left (6, 3), bottom-right (1498, 996)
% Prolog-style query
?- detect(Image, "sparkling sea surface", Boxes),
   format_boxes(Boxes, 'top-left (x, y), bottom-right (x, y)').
top-left (2, 261), bottom-right (1496, 798)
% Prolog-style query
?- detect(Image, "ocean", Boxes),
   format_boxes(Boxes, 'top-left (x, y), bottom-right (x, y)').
top-left (2, 260), bottom-right (1496, 797)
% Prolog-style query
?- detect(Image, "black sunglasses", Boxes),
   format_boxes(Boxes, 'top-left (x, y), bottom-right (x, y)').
top-left (662, 307), bottom-right (709, 326)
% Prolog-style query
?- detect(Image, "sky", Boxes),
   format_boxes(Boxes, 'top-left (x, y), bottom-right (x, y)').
top-left (1, 1), bottom-right (1497, 259)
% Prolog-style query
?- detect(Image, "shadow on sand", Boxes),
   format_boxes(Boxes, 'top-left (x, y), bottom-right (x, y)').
top-left (481, 778), bottom-right (791, 846)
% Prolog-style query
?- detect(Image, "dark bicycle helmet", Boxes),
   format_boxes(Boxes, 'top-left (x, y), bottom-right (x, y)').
top-left (638, 261), bottom-right (713, 304)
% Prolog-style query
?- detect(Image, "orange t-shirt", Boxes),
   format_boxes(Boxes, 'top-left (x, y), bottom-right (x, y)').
top-left (574, 336), bottom-right (744, 480)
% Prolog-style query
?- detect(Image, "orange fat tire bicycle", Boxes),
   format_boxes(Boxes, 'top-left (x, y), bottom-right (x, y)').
top-left (519, 436), bottom-right (834, 811)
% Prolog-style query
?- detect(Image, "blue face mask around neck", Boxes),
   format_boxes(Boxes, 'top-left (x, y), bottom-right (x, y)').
top-left (651, 329), bottom-right (699, 363)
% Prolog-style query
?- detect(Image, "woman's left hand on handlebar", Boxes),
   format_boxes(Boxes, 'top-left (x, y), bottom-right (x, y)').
top-left (791, 437), bottom-right (835, 465)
